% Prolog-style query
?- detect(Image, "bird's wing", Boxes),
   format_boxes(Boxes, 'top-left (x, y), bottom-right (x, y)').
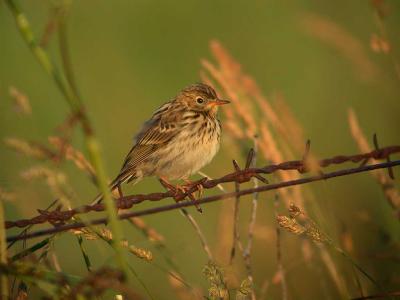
top-left (116, 101), bottom-right (182, 182)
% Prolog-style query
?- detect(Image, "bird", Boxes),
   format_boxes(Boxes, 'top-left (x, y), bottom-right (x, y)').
top-left (92, 83), bottom-right (230, 205)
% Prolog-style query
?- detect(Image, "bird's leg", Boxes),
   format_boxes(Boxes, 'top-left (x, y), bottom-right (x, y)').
top-left (114, 183), bottom-right (124, 214)
top-left (160, 177), bottom-right (194, 195)
top-left (117, 184), bottom-right (124, 199)
top-left (159, 177), bottom-right (183, 196)
top-left (159, 177), bottom-right (202, 213)
top-left (182, 178), bottom-right (203, 213)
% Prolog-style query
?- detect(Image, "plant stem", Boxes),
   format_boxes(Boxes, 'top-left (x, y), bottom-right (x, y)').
top-left (5, 0), bottom-right (128, 279)
top-left (76, 235), bottom-right (92, 272)
top-left (180, 208), bottom-right (213, 260)
top-left (0, 200), bottom-right (8, 299)
top-left (11, 236), bottom-right (53, 262)
top-left (333, 246), bottom-right (389, 298)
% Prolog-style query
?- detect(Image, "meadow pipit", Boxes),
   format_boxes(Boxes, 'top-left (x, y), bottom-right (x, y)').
top-left (93, 83), bottom-right (229, 204)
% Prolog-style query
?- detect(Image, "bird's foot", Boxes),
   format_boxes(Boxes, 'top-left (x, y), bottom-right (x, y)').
top-left (159, 177), bottom-right (182, 195)
top-left (183, 179), bottom-right (204, 199)
top-left (159, 177), bottom-right (203, 213)
top-left (182, 178), bottom-right (207, 213)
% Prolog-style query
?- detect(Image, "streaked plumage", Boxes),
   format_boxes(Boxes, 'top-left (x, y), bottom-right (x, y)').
top-left (94, 83), bottom-right (229, 203)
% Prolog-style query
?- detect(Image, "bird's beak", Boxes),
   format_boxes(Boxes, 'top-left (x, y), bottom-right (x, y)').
top-left (208, 99), bottom-right (230, 107)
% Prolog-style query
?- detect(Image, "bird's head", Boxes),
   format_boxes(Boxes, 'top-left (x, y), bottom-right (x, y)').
top-left (176, 83), bottom-right (230, 114)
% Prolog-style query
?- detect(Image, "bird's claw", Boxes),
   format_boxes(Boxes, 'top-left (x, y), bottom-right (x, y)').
top-left (159, 178), bottom-right (203, 213)
top-left (182, 179), bottom-right (205, 213)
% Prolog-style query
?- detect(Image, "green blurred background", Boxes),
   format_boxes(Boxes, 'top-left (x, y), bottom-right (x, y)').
top-left (1, 0), bottom-right (400, 299)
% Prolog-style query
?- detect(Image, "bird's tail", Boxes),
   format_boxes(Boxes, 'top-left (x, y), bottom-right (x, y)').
top-left (90, 173), bottom-right (138, 206)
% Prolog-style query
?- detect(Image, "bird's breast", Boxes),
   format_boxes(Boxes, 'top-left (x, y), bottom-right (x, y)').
top-left (179, 118), bottom-right (221, 177)
top-left (154, 116), bottom-right (221, 180)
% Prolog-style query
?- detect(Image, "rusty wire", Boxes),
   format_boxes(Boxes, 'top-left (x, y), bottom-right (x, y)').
top-left (5, 159), bottom-right (400, 243)
top-left (5, 143), bottom-right (400, 230)
top-left (4, 141), bottom-right (400, 242)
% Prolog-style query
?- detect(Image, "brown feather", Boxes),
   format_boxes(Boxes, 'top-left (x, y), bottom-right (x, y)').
top-left (115, 101), bottom-right (183, 184)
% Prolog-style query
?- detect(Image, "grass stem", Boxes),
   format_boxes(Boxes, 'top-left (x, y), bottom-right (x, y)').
top-left (0, 200), bottom-right (8, 299)
top-left (5, 0), bottom-right (128, 280)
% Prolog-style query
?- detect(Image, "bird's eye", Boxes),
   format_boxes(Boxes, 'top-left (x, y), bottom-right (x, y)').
top-left (196, 97), bottom-right (204, 104)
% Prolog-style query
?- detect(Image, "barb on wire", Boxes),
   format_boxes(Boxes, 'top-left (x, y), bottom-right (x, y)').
top-left (228, 148), bottom-right (259, 264)
top-left (230, 161), bottom-right (243, 264)
top-left (243, 139), bottom-right (259, 300)
top-left (5, 142), bottom-right (400, 232)
top-left (373, 133), bottom-right (394, 179)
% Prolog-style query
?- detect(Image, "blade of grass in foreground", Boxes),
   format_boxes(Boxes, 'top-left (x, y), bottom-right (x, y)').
top-left (5, 0), bottom-right (129, 279)
top-left (76, 235), bottom-right (92, 272)
top-left (11, 236), bottom-right (53, 262)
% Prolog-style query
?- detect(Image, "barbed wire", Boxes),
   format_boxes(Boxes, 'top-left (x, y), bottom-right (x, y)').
top-left (5, 140), bottom-right (400, 242)
top-left (6, 159), bottom-right (400, 243)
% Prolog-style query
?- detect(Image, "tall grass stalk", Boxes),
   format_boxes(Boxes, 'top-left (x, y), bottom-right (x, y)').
top-left (0, 200), bottom-right (8, 299)
top-left (5, 0), bottom-right (128, 279)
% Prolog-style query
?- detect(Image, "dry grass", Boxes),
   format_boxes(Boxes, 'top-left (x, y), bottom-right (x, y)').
top-left (299, 12), bottom-right (380, 82)
top-left (199, 38), bottom-right (398, 300)
top-left (8, 86), bottom-right (32, 116)
top-left (2, 2), bottom-right (400, 299)
top-left (348, 108), bottom-right (400, 212)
